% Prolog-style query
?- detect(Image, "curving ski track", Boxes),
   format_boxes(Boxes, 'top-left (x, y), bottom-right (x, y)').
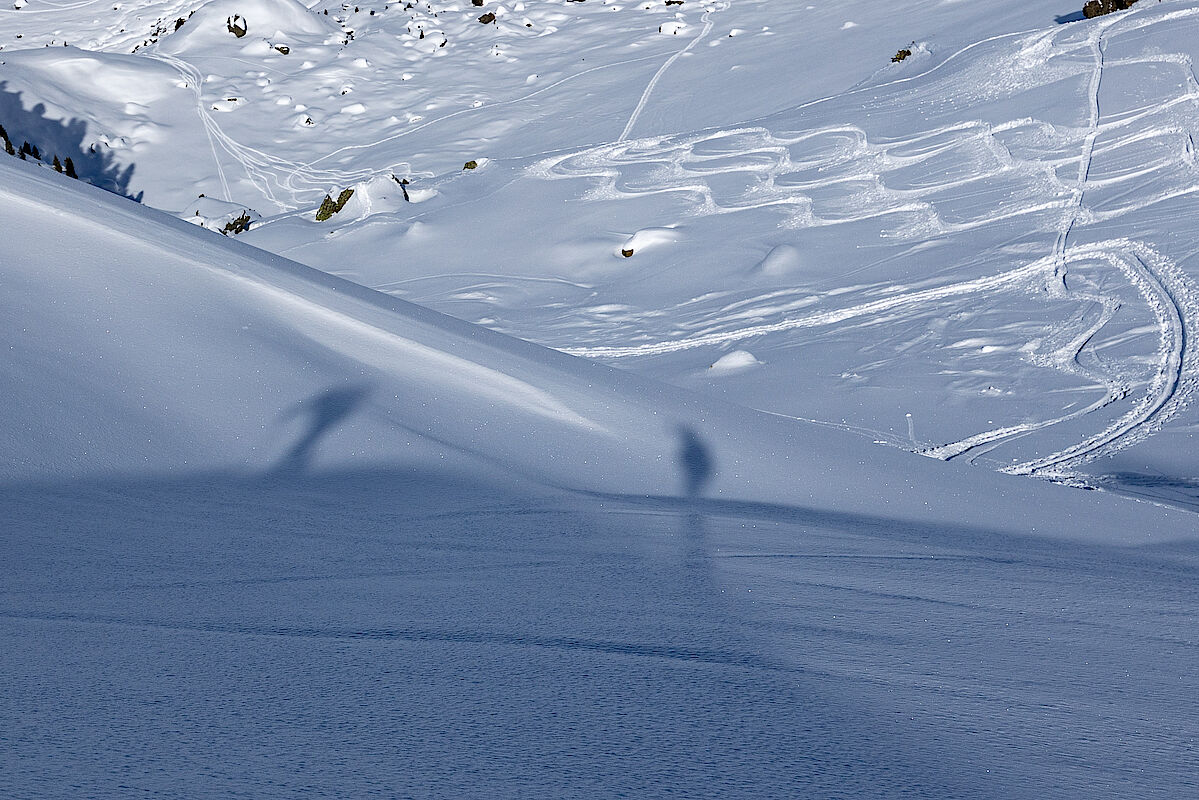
top-left (540, 4), bottom-right (1199, 485)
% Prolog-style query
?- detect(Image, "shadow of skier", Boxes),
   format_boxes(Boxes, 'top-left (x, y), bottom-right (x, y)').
top-left (275, 386), bottom-right (371, 474)
top-left (676, 424), bottom-right (714, 500)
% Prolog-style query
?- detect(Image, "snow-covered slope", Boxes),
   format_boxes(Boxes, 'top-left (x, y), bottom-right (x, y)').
top-left (243, 0), bottom-right (1199, 504)
top-left (3, 154), bottom-right (1193, 544)
top-left (8, 0), bottom-right (1195, 502)
top-left (5, 0), bottom-right (1199, 796)
top-left (5, 146), bottom-right (1199, 800)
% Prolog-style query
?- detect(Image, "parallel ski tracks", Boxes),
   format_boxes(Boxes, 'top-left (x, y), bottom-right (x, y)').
top-left (925, 241), bottom-right (1198, 478)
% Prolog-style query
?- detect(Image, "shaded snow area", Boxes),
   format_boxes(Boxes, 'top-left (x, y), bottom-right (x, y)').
top-left (3, 0), bottom-right (1199, 797)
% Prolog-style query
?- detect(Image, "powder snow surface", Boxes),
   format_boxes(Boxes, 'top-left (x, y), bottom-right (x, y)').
top-left (3, 0), bottom-right (1199, 797)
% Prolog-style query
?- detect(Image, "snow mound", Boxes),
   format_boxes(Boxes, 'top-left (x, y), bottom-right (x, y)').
top-left (707, 350), bottom-right (763, 375)
top-left (155, 0), bottom-right (342, 56)
top-left (617, 227), bottom-right (680, 257)
top-left (751, 244), bottom-right (805, 277)
top-left (178, 195), bottom-right (260, 234)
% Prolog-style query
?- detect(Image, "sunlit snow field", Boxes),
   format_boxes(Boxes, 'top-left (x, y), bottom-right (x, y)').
top-left (2, 0), bottom-right (1199, 797)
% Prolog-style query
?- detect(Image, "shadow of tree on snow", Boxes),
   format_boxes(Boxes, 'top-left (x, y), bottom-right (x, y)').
top-left (0, 81), bottom-right (139, 201)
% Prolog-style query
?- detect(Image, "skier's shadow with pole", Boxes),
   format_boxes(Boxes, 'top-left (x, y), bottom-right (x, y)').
top-left (274, 386), bottom-right (371, 475)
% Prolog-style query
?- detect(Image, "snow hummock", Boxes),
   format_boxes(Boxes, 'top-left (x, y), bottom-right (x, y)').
top-left (707, 349), bottom-right (762, 374)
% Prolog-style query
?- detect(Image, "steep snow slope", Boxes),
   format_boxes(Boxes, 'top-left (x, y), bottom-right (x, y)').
top-left (1, 154), bottom-right (1192, 543)
top-left (4, 152), bottom-right (1199, 800)
top-left (8, 0), bottom-right (1198, 507)
top-left (241, 0), bottom-right (1199, 502)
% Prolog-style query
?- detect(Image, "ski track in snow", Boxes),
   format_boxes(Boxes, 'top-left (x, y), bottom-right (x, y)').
top-left (617, 0), bottom-right (727, 143)
top-left (149, 53), bottom-right (382, 208)
top-left (537, 5), bottom-right (1199, 482)
top-left (6, 1), bottom-right (1199, 484)
top-left (936, 11), bottom-right (1199, 477)
top-left (922, 241), bottom-right (1199, 478)
top-left (149, 46), bottom-right (679, 209)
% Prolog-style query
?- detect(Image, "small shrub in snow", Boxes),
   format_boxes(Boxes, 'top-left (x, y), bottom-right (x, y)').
top-left (391, 174), bottom-right (411, 201)
top-left (315, 188), bottom-right (355, 221)
top-left (221, 211), bottom-right (252, 235)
